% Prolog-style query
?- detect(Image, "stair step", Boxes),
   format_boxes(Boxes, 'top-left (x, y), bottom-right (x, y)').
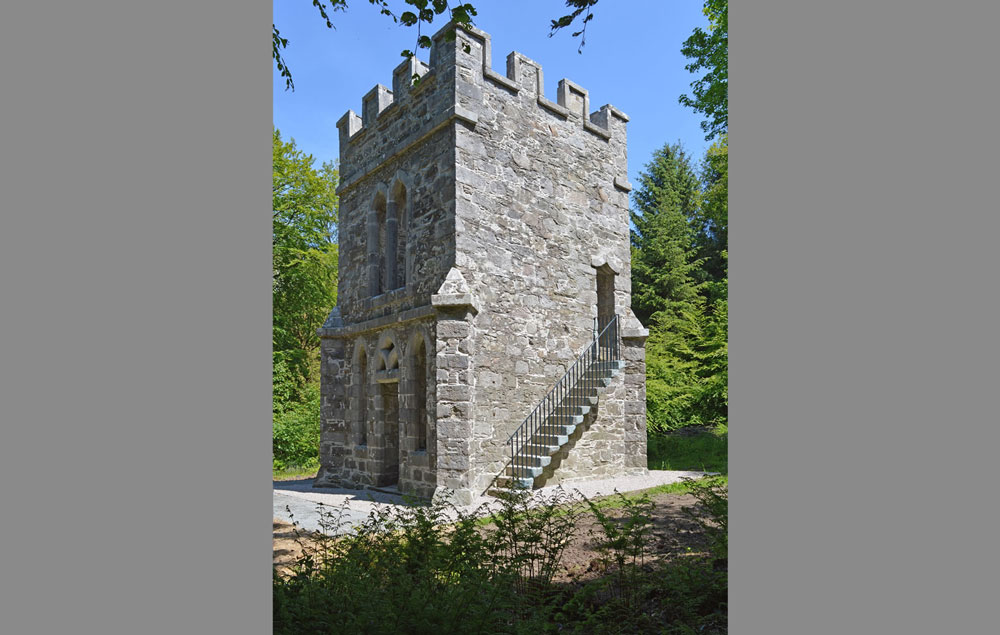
top-left (553, 404), bottom-right (590, 416)
top-left (532, 434), bottom-right (568, 447)
top-left (587, 361), bottom-right (623, 374)
top-left (512, 454), bottom-right (551, 468)
top-left (537, 424), bottom-right (575, 437)
top-left (506, 464), bottom-right (543, 479)
top-left (566, 394), bottom-right (599, 406)
top-left (494, 477), bottom-right (534, 490)
top-left (545, 413), bottom-right (584, 426)
top-left (517, 441), bottom-right (561, 456)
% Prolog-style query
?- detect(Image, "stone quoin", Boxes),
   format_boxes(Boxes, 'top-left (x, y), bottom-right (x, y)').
top-left (315, 23), bottom-right (649, 504)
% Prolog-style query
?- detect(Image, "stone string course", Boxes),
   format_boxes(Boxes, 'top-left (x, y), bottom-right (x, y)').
top-left (316, 23), bottom-right (648, 504)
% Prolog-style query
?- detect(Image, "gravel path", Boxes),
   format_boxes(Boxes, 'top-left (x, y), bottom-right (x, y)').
top-left (273, 470), bottom-right (715, 535)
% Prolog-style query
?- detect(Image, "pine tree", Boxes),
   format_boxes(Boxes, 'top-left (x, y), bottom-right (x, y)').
top-left (630, 142), bottom-right (704, 325)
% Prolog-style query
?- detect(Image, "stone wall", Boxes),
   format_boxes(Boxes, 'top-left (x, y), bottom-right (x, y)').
top-left (317, 27), bottom-right (465, 495)
top-left (445, 26), bottom-right (645, 493)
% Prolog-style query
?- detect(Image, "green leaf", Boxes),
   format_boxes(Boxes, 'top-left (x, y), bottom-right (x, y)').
top-left (272, 128), bottom-right (339, 381)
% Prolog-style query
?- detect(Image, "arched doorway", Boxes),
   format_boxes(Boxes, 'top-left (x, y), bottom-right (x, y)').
top-left (375, 335), bottom-right (400, 486)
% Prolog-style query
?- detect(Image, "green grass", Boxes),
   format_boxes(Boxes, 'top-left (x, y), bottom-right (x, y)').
top-left (473, 473), bottom-right (728, 528)
top-left (273, 464), bottom-right (319, 481)
top-left (647, 431), bottom-right (728, 474)
top-left (583, 473), bottom-right (728, 515)
top-left (641, 474), bottom-right (727, 496)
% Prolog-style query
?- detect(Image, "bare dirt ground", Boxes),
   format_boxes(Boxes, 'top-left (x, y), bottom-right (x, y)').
top-left (553, 492), bottom-right (710, 583)
top-left (273, 519), bottom-right (317, 576)
top-left (273, 491), bottom-right (712, 578)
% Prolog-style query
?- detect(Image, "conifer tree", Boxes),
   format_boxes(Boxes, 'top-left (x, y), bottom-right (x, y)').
top-left (630, 142), bottom-right (704, 326)
top-left (632, 142), bottom-right (728, 432)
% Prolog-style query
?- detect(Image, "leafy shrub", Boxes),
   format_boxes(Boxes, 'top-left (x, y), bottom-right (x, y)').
top-left (274, 483), bottom-right (728, 634)
top-left (585, 491), bottom-right (655, 607)
top-left (683, 476), bottom-right (728, 561)
top-left (552, 484), bottom-right (727, 634)
top-left (487, 487), bottom-right (583, 594)
top-left (274, 501), bottom-right (514, 635)
top-left (273, 355), bottom-right (320, 472)
top-left (274, 489), bottom-right (583, 634)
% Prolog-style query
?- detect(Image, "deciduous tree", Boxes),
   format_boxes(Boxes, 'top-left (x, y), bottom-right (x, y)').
top-left (694, 134), bottom-right (728, 295)
top-left (272, 128), bottom-right (339, 383)
top-left (679, 0), bottom-right (728, 140)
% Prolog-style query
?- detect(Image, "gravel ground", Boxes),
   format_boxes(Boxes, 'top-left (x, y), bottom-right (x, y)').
top-left (274, 470), bottom-right (715, 535)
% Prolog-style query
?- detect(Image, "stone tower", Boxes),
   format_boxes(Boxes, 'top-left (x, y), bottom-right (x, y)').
top-left (315, 24), bottom-right (648, 504)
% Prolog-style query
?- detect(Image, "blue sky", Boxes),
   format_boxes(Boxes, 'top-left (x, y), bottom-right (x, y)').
top-left (273, 0), bottom-right (712, 187)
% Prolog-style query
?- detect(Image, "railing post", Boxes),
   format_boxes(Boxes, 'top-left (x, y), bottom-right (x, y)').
top-left (615, 314), bottom-right (620, 360)
top-left (592, 317), bottom-right (598, 362)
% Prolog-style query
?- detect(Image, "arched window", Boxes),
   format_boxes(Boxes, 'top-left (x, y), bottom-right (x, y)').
top-left (412, 336), bottom-right (428, 451)
top-left (368, 190), bottom-right (387, 297)
top-left (388, 180), bottom-right (407, 290)
top-left (356, 344), bottom-right (368, 446)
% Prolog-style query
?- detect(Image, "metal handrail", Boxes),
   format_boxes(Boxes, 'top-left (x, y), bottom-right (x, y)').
top-left (505, 313), bottom-right (621, 484)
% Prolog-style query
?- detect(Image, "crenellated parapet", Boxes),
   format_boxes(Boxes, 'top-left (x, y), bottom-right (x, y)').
top-left (335, 23), bottom-right (629, 193)
top-left (335, 24), bottom-right (471, 194)
top-left (335, 57), bottom-right (433, 151)
top-left (453, 25), bottom-right (629, 142)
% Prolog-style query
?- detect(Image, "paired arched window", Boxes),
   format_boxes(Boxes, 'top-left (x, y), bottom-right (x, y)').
top-left (367, 175), bottom-right (409, 297)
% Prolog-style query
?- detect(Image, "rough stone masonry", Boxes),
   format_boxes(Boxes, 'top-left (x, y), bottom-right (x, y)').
top-left (315, 23), bottom-right (649, 504)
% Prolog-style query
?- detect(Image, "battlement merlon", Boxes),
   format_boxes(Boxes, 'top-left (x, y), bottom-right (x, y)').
top-left (336, 22), bottom-right (629, 153)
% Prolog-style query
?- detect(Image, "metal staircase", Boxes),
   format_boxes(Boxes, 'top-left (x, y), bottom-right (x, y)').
top-left (502, 314), bottom-right (622, 489)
